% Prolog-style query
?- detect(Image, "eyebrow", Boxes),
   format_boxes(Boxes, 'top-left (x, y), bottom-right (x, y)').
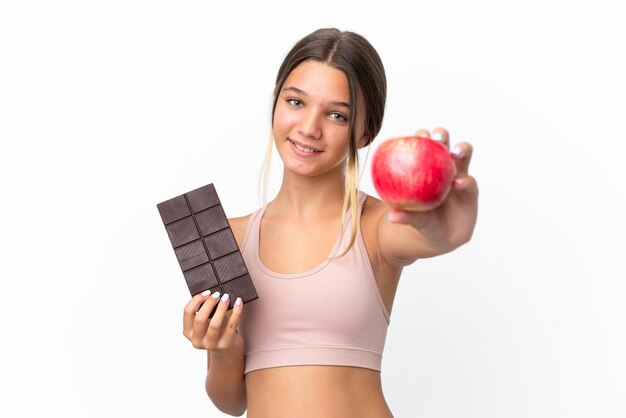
top-left (282, 86), bottom-right (351, 109)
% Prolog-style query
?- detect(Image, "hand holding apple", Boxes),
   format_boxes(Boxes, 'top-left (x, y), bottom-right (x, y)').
top-left (372, 128), bottom-right (479, 253)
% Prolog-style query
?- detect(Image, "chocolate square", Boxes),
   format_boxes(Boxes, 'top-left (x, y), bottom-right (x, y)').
top-left (205, 229), bottom-right (238, 260)
top-left (196, 206), bottom-right (229, 236)
top-left (166, 217), bottom-right (200, 248)
top-left (175, 240), bottom-right (209, 271)
top-left (157, 183), bottom-right (258, 313)
top-left (222, 275), bottom-right (257, 309)
top-left (183, 263), bottom-right (218, 295)
top-left (186, 183), bottom-right (220, 213)
top-left (157, 195), bottom-right (191, 224)
top-left (214, 252), bottom-right (247, 284)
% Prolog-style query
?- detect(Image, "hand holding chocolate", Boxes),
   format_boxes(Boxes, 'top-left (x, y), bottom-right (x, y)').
top-left (157, 183), bottom-right (258, 312)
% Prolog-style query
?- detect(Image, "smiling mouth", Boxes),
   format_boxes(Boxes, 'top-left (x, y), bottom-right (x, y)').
top-left (289, 139), bottom-right (322, 153)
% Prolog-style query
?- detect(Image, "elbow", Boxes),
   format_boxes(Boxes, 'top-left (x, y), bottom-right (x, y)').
top-left (220, 406), bottom-right (247, 417)
top-left (206, 387), bottom-right (247, 417)
top-left (208, 394), bottom-right (247, 417)
top-left (223, 402), bottom-right (247, 417)
top-left (204, 359), bottom-right (247, 416)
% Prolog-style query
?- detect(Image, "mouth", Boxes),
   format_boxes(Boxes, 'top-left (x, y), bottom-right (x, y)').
top-left (288, 139), bottom-right (322, 154)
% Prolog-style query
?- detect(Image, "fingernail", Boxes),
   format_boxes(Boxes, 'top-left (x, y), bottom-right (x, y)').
top-left (201, 290), bottom-right (211, 297)
top-left (221, 293), bottom-right (230, 303)
top-left (454, 178), bottom-right (464, 185)
top-left (211, 291), bottom-right (221, 300)
top-left (235, 297), bottom-right (243, 307)
top-left (451, 146), bottom-right (462, 157)
top-left (432, 132), bottom-right (443, 141)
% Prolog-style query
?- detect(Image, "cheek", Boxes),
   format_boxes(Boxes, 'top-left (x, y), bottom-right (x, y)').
top-left (273, 105), bottom-right (298, 134)
top-left (328, 126), bottom-right (351, 150)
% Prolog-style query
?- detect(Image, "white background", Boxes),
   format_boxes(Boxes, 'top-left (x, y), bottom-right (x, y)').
top-left (1, 1), bottom-right (624, 417)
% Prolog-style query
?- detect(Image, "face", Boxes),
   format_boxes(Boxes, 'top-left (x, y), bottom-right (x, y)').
top-left (273, 60), bottom-right (361, 178)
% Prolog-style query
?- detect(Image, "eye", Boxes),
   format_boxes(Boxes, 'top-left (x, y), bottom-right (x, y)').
top-left (329, 112), bottom-right (348, 122)
top-left (287, 98), bottom-right (303, 107)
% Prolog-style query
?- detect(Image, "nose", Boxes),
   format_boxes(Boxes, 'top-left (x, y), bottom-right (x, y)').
top-left (297, 108), bottom-right (322, 140)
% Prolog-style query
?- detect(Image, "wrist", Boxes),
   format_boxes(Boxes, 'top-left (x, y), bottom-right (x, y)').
top-left (208, 346), bottom-right (245, 379)
top-left (210, 343), bottom-right (244, 364)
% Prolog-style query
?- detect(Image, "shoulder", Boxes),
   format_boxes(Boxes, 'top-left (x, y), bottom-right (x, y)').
top-left (228, 214), bottom-right (254, 248)
top-left (361, 193), bottom-right (386, 223)
top-left (358, 192), bottom-right (404, 290)
top-left (359, 193), bottom-right (386, 253)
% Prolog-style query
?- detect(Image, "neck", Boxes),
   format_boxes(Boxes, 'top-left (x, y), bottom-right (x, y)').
top-left (270, 167), bottom-right (347, 219)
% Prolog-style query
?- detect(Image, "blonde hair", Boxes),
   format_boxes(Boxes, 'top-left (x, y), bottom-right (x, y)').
top-left (340, 136), bottom-right (360, 256)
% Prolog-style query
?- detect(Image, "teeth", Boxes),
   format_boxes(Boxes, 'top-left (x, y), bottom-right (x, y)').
top-left (293, 141), bottom-right (318, 153)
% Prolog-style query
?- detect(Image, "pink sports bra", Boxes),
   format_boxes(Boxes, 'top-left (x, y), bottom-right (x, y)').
top-left (238, 192), bottom-right (390, 374)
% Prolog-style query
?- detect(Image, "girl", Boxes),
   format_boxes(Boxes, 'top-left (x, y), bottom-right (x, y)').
top-left (183, 27), bottom-right (478, 417)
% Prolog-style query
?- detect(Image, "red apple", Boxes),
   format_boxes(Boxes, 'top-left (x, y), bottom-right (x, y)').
top-left (371, 136), bottom-right (456, 211)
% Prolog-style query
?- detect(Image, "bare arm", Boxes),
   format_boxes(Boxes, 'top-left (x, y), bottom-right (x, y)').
top-left (184, 292), bottom-right (247, 416)
top-left (205, 349), bottom-right (246, 416)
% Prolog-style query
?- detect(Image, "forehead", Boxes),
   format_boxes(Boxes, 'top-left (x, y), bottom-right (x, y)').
top-left (282, 60), bottom-right (350, 103)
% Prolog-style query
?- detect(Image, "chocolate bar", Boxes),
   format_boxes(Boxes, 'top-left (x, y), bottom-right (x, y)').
top-left (157, 183), bottom-right (258, 311)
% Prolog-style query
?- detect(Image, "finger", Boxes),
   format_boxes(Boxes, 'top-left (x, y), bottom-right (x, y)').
top-left (201, 293), bottom-right (231, 348)
top-left (218, 297), bottom-right (244, 347)
top-left (450, 142), bottom-right (473, 177)
top-left (190, 291), bottom-right (222, 346)
top-left (431, 127), bottom-right (450, 148)
top-left (183, 290), bottom-right (213, 340)
top-left (195, 290), bottom-right (222, 319)
top-left (414, 128), bottom-right (431, 139)
top-left (453, 175), bottom-right (479, 198)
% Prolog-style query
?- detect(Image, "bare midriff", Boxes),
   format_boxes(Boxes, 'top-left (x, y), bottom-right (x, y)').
top-left (245, 365), bottom-right (394, 418)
